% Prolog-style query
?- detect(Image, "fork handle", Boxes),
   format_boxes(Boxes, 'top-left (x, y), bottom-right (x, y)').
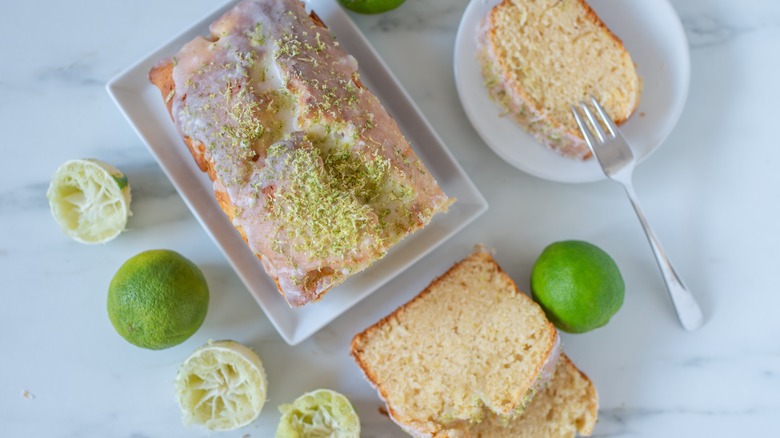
top-left (620, 181), bottom-right (704, 330)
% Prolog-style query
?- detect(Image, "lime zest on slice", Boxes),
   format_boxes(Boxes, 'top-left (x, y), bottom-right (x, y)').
top-left (46, 159), bottom-right (131, 244)
top-left (176, 340), bottom-right (268, 431)
top-left (276, 388), bottom-right (360, 438)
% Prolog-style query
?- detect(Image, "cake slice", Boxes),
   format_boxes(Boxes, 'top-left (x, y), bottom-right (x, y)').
top-left (478, 0), bottom-right (641, 160)
top-left (149, 0), bottom-right (451, 306)
top-left (470, 354), bottom-right (598, 437)
top-left (351, 248), bottom-right (561, 437)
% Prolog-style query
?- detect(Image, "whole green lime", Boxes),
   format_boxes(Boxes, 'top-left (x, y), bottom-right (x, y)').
top-left (107, 250), bottom-right (209, 349)
top-left (338, 0), bottom-right (405, 14)
top-left (531, 240), bottom-right (624, 333)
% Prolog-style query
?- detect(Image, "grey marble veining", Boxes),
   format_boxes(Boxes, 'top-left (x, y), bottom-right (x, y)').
top-left (2, 0), bottom-right (780, 436)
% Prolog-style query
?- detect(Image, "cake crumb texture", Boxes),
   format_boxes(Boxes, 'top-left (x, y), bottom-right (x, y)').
top-left (480, 0), bottom-right (641, 159)
top-left (351, 249), bottom-right (559, 436)
top-left (470, 355), bottom-right (598, 437)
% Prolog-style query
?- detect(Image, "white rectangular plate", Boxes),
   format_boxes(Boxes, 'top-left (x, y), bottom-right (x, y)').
top-left (107, 0), bottom-right (487, 345)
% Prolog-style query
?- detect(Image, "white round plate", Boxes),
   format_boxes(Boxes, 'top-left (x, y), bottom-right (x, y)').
top-left (454, 0), bottom-right (690, 183)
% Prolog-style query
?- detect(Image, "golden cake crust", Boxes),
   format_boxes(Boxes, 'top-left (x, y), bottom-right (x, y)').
top-left (351, 249), bottom-right (560, 437)
top-left (150, 0), bottom-right (450, 306)
top-left (479, 0), bottom-right (641, 160)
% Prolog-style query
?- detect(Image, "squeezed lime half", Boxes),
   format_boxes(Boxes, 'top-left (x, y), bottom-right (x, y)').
top-left (276, 388), bottom-right (360, 437)
top-left (176, 340), bottom-right (268, 431)
top-left (46, 159), bottom-right (131, 243)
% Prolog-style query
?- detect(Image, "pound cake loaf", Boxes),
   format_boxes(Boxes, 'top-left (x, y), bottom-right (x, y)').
top-left (351, 248), bottom-right (561, 437)
top-left (149, 0), bottom-right (451, 306)
top-left (470, 354), bottom-right (598, 437)
top-left (478, 0), bottom-right (641, 160)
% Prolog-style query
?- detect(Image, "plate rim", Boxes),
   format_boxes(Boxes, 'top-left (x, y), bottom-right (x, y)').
top-left (107, 0), bottom-right (488, 345)
top-left (453, 0), bottom-right (691, 184)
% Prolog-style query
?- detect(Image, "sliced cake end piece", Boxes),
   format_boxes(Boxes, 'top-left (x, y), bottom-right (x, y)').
top-left (351, 248), bottom-right (560, 437)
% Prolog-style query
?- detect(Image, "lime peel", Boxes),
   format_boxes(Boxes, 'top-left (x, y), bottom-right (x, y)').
top-left (176, 340), bottom-right (268, 431)
top-left (276, 388), bottom-right (360, 438)
top-left (107, 249), bottom-right (209, 350)
top-left (112, 174), bottom-right (128, 190)
top-left (338, 0), bottom-right (405, 14)
top-left (46, 158), bottom-right (132, 244)
top-left (531, 240), bottom-right (624, 333)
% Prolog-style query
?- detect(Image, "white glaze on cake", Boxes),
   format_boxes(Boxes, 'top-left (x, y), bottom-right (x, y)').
top-left (166, 0), bottom-right (450, 306)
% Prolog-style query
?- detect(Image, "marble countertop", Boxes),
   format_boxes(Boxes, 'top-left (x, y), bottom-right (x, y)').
top-left (2, 0), bottom-right (778, 436)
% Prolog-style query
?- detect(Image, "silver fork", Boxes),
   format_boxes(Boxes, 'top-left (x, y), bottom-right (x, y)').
top-left (572, 96), bottom-right (703, 331)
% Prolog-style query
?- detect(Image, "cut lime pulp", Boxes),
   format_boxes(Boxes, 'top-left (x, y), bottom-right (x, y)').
top-left (176, 340), bottom-right (268, 431)
top-left (276, 388), bottom-right (360, 437)
top-left (46, 159), bottom-right (131, 244)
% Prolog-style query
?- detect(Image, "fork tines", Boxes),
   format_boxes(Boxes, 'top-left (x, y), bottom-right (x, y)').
top-left (571, 96), bottom-right (634, 164)
top-left (571, 97), bottom-right (614, 143)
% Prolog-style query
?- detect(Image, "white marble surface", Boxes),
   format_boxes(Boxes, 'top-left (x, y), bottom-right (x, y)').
top-left (2, 0), bottom-right (779, 436)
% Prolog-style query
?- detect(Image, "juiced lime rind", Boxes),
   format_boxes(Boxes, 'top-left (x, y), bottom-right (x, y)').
top-left (112, 174), bottom-right (129, 190)
top-left (107, 249), bottom-right (209, 350)
top-left (337, 0), bottom-right (405, 14)
top-left (176, 340), bottom-right (268, 431)
top-left (531, 240), bottom-right (624, 333)
top-left (46, 158), bottom-right (132, 244)
top-left (276, 388), bottom-right (360, 438)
